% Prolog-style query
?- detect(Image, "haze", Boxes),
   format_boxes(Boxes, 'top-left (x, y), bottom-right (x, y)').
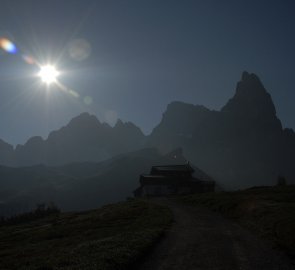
top-left (0, 0), bottom-right (294, 145)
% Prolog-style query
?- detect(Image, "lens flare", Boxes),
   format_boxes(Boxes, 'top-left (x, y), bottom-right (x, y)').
top-left (68, 39), bottom-right (91, 61)
top-left (22, 55), bottom-right (35, 65)
top-left (0, 36), bottom-right (81, 100)
top-left (0, 38), bottom-right (17, 54)
top-left (38, 65), bottom-right (59, 85)
top-left (84, 96), bottom-right (93, 105)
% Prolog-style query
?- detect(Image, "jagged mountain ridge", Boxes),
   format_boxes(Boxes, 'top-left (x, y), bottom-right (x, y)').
top-left (0, 71), bottom-right (294, 189)
top-left (147, 71), bottom-right (295, 188)
top-left (0, 113), bottom-right (146, 166)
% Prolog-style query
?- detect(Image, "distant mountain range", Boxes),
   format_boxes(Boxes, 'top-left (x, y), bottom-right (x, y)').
top-left (0, 113), bottom-right (146, 166)
top-left (0, 71), bottom-right (294, 202)
top-left (0, 148), bottom-right (193, 215)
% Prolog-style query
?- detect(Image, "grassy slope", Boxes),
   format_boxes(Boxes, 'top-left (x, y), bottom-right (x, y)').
top-left (0, 200), bottom-right (172, 270)
top-left (180, 186), bottom-right (295, 257)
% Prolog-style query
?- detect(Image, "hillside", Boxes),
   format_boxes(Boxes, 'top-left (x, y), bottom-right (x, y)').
top-left (0, 148), bottom-right (189, 216)
top-left (0, 200), bottom-right (172, 270)
top-left (180, 185), bottom-right (295, 257)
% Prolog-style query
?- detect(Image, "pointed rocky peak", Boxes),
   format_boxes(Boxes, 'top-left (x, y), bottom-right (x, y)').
top-left (47, 112), bottom-right (102, 141)
top-left (238, 71), bottom-right (267, 95)
top-left (221, 71), bottom-right (279, 122)
top-left (114, 118), bottom-right (124, 128)
top-left (68, 112), bottom-right (101, 128)
top-left (114, 119), bottom-right (145, 136)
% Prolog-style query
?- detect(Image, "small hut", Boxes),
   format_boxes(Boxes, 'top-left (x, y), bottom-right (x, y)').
top-left (133, 163), bottom-right (215, 197)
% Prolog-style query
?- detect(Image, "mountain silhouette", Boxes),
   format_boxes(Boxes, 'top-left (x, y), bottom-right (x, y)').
top-left (222, 72), bottom-right (279, 120)
top-left (0, 148), bottom-right (190, 215)
top-left (148, 72), bottom-right (295, 188)
top-left (0, 113), bottom-right (146, 166)
top-left (0, 71), bottom-right (294, 190)
top-left (0, 139), bottom-right (13, 165)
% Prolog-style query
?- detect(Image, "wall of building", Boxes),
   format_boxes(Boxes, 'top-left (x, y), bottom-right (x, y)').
top-left (143, 185), bottom-right (171, 196)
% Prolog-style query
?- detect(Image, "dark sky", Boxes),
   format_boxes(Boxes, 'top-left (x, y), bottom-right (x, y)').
top-left (0, 0), bottom-right (294, 145)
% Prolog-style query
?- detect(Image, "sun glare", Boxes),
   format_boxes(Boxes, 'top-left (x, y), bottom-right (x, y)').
top-left (38, 65), bottom-right (59, 85)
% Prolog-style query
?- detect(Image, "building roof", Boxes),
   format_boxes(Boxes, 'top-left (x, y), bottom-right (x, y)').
top-left (140, 162), bottom-right (214, 185)
top-left (140, 174), bottom-right (167, 178)
top-left (151, 164), bottom-right (194, 173)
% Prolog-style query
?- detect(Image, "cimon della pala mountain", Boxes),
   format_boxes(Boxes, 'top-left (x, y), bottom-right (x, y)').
top-left (0, 71), bottom-right (294, 191)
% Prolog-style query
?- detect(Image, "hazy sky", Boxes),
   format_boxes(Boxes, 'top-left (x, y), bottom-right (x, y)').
top-left (0, 0), bottom-right (294, 145)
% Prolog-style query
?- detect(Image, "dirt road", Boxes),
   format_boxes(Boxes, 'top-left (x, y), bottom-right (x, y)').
top-left (138, 198), bottom-right (294, 270)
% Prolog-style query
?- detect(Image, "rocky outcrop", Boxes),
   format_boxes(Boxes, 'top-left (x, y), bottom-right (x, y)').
top-left (147, 72), bottom-right (295, 188)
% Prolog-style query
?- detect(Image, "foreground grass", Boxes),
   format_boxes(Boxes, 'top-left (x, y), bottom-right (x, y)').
top-left (180, 186), bottom-right (295, 257)
top-left (0, 199), bottom-right (172, 270)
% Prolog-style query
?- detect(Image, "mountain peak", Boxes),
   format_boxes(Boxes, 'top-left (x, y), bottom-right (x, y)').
top-left (113, 119), bottom-right (145, 138)
top-left (238, 71), bottom-right (267, 95)
top-left (221, 72), bottom-right (278, 121)
top-left (70, 112), bottom-right (100, 124)
top-left (114, 118), bottom-right (124, 128)
top-left (66, 112), bottom-right (102, 130)
top-left (241, 71), bottom-right (261, 82)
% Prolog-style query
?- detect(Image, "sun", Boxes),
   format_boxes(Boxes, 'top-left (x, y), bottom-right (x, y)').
top-left (38, 65), bottom-right (59, 85)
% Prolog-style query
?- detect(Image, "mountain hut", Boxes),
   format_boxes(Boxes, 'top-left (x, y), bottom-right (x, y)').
top-left (133, 163), bottom-right (215, 197)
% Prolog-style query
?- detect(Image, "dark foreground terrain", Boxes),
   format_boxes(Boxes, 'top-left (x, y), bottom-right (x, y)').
top-left (139, 198), bottom-right (294, 270)
top-left (0, 200), bottom-right (172, 270)
top-left (2, 187), bottom-right (295, 270)
top-left (180, 185), bottom-right (295, 257)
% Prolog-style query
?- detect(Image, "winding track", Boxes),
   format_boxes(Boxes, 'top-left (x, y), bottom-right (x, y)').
top-left (138, 198), bottom-right (294, 270)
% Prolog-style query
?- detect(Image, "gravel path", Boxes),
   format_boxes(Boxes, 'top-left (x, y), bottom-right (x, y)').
top-left (138, 198), bottom-right (294, 270)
